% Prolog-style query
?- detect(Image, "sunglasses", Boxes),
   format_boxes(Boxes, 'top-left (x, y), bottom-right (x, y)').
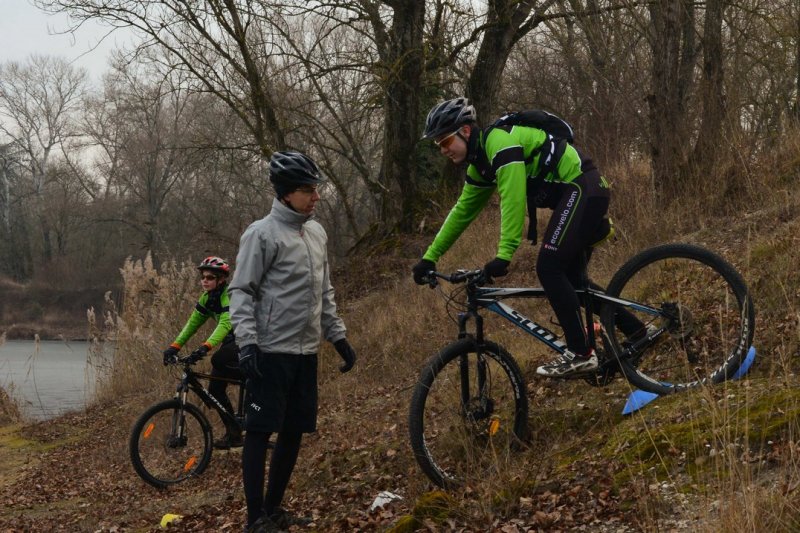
top-left (434, 130), bottom-right (459, 149)
top-left (295, 185), bottom-right (319, 194)
top-left (200, 274), bottom-right (218, 281)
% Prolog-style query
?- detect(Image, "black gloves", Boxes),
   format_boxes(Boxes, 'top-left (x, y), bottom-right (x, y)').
top-left (412, 259), bottom-right (436, 285)
top-left (163, 345), bottom-right (179, 365)
top-left (187, 344), bottom-right (210, 364)
top-left (483, 257), bottom-right (510, 279)
top-left (334, 338), bottom-right (357, 373)
top-left (238, 344), bottom-right (263, 379)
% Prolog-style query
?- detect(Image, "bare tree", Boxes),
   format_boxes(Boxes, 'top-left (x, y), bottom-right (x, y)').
top-left (38, 0), bottom-right (287, 156)
top-left (0, 55), bottom-right (87, 262)
top-left (0, 143), bottom-right (32, 280)
top-left (87, 62), bottom-right (203, 263)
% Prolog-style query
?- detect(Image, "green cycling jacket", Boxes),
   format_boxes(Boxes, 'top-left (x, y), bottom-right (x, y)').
top-left (423, 125), bottom-right (583, 262)
top-left (172, 285), bottom-right (233, 348)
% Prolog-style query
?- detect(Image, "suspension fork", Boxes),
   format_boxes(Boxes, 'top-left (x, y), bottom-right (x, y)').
top-left (171, 375), bottom-right (191, 439)
top-left (456, 308), bottom-right (489, 412)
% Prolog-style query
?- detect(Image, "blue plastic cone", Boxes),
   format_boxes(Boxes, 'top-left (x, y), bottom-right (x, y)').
top-left (622, 389), bottom-right (660, 415)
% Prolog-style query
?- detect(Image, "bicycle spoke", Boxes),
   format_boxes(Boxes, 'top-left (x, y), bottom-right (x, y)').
top-left (604, 245), bottom-right (753, 393)
top-left (410, 340), bottom-right (527, 487)
top-left (130, 400), bottom-right (212, 487)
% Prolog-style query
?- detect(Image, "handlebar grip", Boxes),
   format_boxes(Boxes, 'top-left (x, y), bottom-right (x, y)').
top-left (424, 272), bottom-right (438, 288)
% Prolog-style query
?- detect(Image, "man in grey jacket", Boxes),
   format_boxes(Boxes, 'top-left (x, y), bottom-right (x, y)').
top-left (229, 150), bottom-right (357, 533)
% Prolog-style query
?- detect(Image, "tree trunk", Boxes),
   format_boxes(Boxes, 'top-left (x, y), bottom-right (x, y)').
top-left (689, 0), bottom-right (726, 176)
top-left (647, 0), bottom-right (697, 195)
top-left (796, 0), bottom-right (800, 119)
top-left (466, 1), bottom-right (536, 122)
top-left (379, 1), bottom-right (425, 232)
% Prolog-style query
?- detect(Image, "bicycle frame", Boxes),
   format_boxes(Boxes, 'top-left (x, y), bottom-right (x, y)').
top-left (448, 273), bottom-right (666, 358)
top-left (174, 367), bottom-right (245, 430)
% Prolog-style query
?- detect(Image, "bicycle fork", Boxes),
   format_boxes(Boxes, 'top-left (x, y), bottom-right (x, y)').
top-left (456, 311), bottom-right (494, 425)
top-left (168, 385), bottom-right (190, 448)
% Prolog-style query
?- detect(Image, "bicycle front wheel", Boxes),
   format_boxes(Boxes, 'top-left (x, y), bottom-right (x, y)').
top-left (129, 399), bottom-right (213, 488)
top-left (409, 339), bottom-right (528, 488)
top-left (602, 243), bottom-right (755, 395)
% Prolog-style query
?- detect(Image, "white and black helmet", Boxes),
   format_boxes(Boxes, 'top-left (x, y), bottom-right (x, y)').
top-left (422, 97), bottom-right (477, 139)
top-left (269, 151), bottom-right (326, 194)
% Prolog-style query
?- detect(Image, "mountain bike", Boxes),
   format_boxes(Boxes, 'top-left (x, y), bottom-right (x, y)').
top-left (129, 356), bottom-right (247, 488)
top-left (408, 243), bottom-right (755, 488)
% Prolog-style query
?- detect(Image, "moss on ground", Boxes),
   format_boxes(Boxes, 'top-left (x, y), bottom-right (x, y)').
top-left (599, 377), bottom-right (800, 487)
top-left (386, 491), bottom-right (455, 532)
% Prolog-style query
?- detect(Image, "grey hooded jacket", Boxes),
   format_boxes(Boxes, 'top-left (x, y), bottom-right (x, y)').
top-left (229, 198), bottom-right (346, 354)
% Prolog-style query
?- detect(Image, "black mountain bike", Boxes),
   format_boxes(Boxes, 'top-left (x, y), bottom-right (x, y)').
top-left (129, 356), bottom-right (247, 488)
top-left (408, 243), bottom-right (755, 488)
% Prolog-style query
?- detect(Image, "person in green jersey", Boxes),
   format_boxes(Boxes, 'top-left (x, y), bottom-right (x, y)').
top-left (163, 256), bottom-right (243, 449)
top-left (412, 97), bottom-right (647, 378)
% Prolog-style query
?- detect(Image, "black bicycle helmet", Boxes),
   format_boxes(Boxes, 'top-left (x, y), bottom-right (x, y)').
top-left (422, 97), bottom-right (477, 139)
top-left (269, 151), bottom-right (326, 188)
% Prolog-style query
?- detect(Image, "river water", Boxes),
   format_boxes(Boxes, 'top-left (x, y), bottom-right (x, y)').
top-left (0, 339), bottom-right (105, 421)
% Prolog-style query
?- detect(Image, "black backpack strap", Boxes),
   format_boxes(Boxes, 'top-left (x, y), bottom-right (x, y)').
top-left (533, 136), bottom-right (568, 181)
top-left (465, 174), bottom-right (495, 188)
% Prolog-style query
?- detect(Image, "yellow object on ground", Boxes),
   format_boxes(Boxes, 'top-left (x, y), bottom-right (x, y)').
top-left (160, 513), bottom-right (183, 528)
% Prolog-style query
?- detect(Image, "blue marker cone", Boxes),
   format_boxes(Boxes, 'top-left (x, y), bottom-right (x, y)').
top-left (622, 389), bottom-right (660, 415)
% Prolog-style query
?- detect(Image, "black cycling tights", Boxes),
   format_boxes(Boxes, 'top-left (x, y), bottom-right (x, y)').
top-left (242, 430), bottom-right (303, 527)
top-left (537, 173), bottom-right (643, 355)
top-left (208, 340), bottom-right (241, 419)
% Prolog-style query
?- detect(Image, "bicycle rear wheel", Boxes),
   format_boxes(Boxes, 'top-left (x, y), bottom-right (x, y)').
top-left (129, 399), bottom-right (213, 488)
top-left (602, 243), bottom-right (755, 395)
top-left (409, 339), bottom-right (528, 488)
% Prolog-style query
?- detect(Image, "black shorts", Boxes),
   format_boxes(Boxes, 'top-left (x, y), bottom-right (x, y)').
top-left (244, 353), bottom-right (318, 434)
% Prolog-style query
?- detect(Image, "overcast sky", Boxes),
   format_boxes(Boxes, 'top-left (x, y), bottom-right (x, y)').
top-left (0, 0), bottom-right (132, 83)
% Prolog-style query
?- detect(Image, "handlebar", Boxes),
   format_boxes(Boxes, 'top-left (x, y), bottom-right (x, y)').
top-left (165, 355), bottom-right (199, 367)
top-left (423, 269), bottom-right (486, 288)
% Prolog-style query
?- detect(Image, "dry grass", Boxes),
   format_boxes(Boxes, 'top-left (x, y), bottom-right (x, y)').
top-left (90, 254), bottom-right (214, 404)
top-left (64, 129), bottom-right (800, 530)
top-left (0, 333), bottom-right (22, 425)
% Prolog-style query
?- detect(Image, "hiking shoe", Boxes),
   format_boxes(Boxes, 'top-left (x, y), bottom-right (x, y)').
top-left (268, 507), bottom-right (312, 528)
top-left (213, 431), bottom-right (243, 450)
top-left (246, 514), bottom-right (282, 533)
top-left (248, 508), bottom-right (312, 532)
top-left (536, 349), bottom-right (598, 377)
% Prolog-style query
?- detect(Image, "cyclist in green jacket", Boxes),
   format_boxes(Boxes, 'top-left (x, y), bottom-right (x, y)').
top-left (163, 256), bottom-right (243, 449)
top-left (412, 97), bottom-right (646, 378)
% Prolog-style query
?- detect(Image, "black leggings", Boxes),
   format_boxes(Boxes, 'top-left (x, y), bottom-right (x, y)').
top-left (242, 430), bottom-right (303, 527)
top-left (537, 172), bottom-right (642, 354)
top-left (209, 340), bottom-right (241, 423)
